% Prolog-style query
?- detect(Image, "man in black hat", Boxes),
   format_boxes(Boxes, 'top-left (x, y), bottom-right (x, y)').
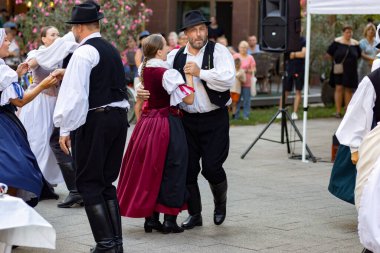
top-left (52, 3), bottom-right (129, 252)
top-left (138, 9), bottom-right (235, 229)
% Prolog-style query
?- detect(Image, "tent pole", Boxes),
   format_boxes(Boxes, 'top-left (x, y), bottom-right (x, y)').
top-left (302, 9), bottom-right (312, 162)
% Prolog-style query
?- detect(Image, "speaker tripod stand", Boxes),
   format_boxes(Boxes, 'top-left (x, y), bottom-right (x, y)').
top-left (240, 54), bottom-right (316, 162)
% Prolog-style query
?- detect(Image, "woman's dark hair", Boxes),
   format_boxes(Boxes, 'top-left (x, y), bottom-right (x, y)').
top-left (342, 25), bottom-right (353, 32)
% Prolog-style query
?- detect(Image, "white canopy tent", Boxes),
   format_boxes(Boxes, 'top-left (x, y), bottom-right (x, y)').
top-left (301, 0), bottom-right (380, 162)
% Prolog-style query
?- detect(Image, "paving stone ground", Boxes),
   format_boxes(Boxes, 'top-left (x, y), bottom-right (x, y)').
top-left (14, 118), bottom-right (362, 253)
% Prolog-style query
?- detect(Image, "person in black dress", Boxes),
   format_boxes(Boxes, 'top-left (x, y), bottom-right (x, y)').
top-left (327, 25), bottom-right (361, 118)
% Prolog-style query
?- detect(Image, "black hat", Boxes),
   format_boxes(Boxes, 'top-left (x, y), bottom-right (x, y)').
top-left (66, 3), bottom-right (104, 24)
top-left (180, 10), bottom-right (211, 31)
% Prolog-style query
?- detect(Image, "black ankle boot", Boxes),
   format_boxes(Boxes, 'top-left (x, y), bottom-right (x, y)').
top-left (58, 191), bottom-right (83, 208)
top-left (181, 184), bottom-right (203, 229)
top-left (84, 202), bottom-right (117, 253)
top-left (105, 200), bottom-right (123, 253)
top-left (209, 179), bottom-right (227, 225)
top-left (57, 162), bottom-right (83, 208)
top-left (362, 248), bottom-right (373, 253)
top-left (144, 212), bottom-right (163, 233)
top-left (162, 214), bottom-right (184, 234)
top-left (39, 179), bottom-right (59, 200)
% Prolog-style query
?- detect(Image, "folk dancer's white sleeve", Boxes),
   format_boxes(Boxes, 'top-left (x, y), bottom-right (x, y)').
top-left (0, 63), bottom-right (18, 91)
top-left (199, 43), bottom-right (235, 92)
top-left (163, 69), bottom-right (193, 106)
top-left (29, 32), bottom-right (78, 69)
top-left (336, 76), bottom-right (376, 153)
top-left (53, 44), bottom-right (100, 136)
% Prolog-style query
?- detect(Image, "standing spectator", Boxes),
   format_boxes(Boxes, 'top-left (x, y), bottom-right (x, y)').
top-left (0, 9), bottom-right (9, 28)
top-left (217, 36), bottom-right (236, 55)
top-left (135, 30), bottom-right (150, 68)
top-left (208, 16), bottom-right (224, 42)
top-left (358, 23), bottom-right (378, 81)
top-left (231, 58), bottom-right (245, 119)
top-left (4, 26), bottom-right (20, 69)
top-left (233, 40), bottom-right (256, 120)
top-left (277, 37), bottom-right (306, 120)
top-left (178, 31), bottom-right (188, 47)
top-left (168, 31), bottom-right (180, 51)
top-left (247, 35), bottom-right (261, 55)
top-left (122, 34), bottom-right (138, 81)
top-left (326, 25), bottom-right (361, 118)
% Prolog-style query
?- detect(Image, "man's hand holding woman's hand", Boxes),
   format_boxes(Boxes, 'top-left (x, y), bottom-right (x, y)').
top-left (51, 68), bottom-right (66, 80)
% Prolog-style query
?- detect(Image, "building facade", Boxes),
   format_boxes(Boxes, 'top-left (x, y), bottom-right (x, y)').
top-left (145, 0), bottom-right (260, 48)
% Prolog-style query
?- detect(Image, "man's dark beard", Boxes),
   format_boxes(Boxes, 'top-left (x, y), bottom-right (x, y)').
top-left (189, 38), bottom-right (207, 49)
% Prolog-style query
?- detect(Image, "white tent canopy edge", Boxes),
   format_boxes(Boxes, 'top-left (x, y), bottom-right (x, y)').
top-left (302, 0), bottom-right (380, 162)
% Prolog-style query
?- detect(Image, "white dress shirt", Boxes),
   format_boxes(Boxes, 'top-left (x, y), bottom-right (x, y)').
top-left (53, 32), bottom-right (129, 136)
top-left (167, 42), bottom-right (235, 113)
top-left (336, 76), bottom-right (376, 153)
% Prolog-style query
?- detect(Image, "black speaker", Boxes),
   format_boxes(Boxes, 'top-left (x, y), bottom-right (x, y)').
top-left (260, 0), bottom-right (301, 52)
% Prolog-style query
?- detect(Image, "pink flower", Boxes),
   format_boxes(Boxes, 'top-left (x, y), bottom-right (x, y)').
top-left (117, 30), bottom-right (122, 35)
top-left (103, 18), bottom-right (108, 24)
top-left (32, 27), bottom-right (37, 33)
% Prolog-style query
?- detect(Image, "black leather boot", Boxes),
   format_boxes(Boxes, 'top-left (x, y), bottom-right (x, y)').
top-left (105, 200), bottom-right (123, 253)
top-left (209, 179), bottom-right (227, 225)
top-left (39, 178), bottom-right (59, 200)
top-left (181, 184), bottom-right (203, 229)
top-left (84, 203), bottom-right (117, 253)
top-left (144, 212), bottom-right (163, 233)
top-left (362, 248), bottom-right (373, 253)
top-left (57, 162), bottom-right (83, 208)
top-left (162, 214), bottom-right (184, 234)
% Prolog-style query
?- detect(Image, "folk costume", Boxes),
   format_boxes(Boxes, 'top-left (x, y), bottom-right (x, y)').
top-left (20, 32), bottom-right (82, 207)
top-left (335, 64), bottom-right (380, 252)
top-left (0, 28), bottom-right (50, 206)
top-left (168, 10), bottom-right (235, 228)
top-left (18, 50), bottom-right (62, 185)
top-left (53, 3), bottom-right (129, 252)
top-left (117, 59), bottom-right (193, 228)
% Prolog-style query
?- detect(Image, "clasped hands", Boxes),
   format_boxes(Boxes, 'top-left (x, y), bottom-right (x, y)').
top-left (136, 61), bottom-right (199, 100)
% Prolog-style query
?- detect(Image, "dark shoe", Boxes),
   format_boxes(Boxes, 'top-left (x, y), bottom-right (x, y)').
top-left (209, 180), bottom-right (227, 225)
top-left (181, 184), bottom-right (202, 230)
top-left (105, 200), bottom-right (123, 253)
top-left (144, 212), bottom-right (163, 233)
top-left (181, 214), bottom-right (203, 229)
top-left (39, 179), bottom-right (59, 200)
top-left (85, 202), bottom-right (117, 253)
top-left (58, 162), bottom-right (77, 192)
top-left (57, 191), bottom-right (83, 208)
top-left (362, 249), bottom-right (373, 253)
top-left (162, 215), bottom-right (184, 234)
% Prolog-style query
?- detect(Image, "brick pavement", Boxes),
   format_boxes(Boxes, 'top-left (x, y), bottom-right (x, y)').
top-left (13, 118), bottom-right (362, 253)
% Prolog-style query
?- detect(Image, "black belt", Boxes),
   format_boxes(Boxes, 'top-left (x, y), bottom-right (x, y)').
top-left (90, 106), bottom-right (128, 113)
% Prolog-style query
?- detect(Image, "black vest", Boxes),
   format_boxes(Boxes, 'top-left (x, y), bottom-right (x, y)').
top-left (62, 53), bottom-right (72, 69)
top-left (83, 38), bottom-right (126, 109)
top-left (173, 41), bottom-right (230, 107)
top-left (367, 67), bottom-right (380, 122)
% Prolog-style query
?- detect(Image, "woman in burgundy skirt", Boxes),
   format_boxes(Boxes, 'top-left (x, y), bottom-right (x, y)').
top-left (117, 34), bottom-right (194, 234)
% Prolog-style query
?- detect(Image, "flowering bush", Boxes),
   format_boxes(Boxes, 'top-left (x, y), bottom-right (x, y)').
top-left (14, 0), bottom-right (152, 52)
